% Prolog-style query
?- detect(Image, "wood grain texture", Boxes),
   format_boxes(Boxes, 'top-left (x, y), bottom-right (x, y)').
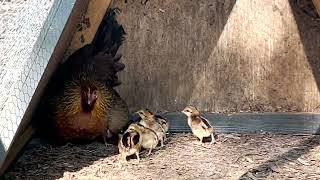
top-left (112, 0), bottom-right (320, 113)
top-left (64, 0), bottom-right (112, 60)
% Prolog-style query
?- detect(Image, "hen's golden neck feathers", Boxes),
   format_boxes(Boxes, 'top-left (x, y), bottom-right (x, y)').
top-left (53, 79), bottom-right (112, 120)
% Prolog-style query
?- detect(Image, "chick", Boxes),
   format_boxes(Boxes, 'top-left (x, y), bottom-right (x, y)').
top-left (181, 106), bottom-right (216, 145)
top-left (118, 128), bottom-right (141, 162)
top-left (136, 109), bottom-right (165, 147)
top-left (127, 123), bottom-right (158, 155)
top-left (146, 109), bottom-right (169, 139)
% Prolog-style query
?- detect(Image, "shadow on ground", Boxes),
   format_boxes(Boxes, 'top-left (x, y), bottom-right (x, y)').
top-left (3, 138), bottom-right (118, 180)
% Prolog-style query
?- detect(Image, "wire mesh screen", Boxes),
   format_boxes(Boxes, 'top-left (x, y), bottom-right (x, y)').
top-left (0, 0), bottom-right (76, 166)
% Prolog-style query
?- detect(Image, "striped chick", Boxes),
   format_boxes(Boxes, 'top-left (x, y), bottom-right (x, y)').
top-left (181, 106), bottom-right (216, 145)
top-left (118, 128), bottom-right (141, 162)
top-left (136, 109), bottom-right (165, 147)
top-left (127, 123), bottom-right (158, 155)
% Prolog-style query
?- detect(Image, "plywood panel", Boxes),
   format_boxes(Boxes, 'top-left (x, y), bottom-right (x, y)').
top-left (113, 0), bottom-right (320, 113)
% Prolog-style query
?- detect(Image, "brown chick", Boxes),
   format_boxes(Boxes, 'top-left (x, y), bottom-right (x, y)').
top-left (136, 109), bottom-right (165, 147)
top-left (127, 123), bottom-right (158, 156)
top-left (181, 106), bottom-right (216, 145)
top-left (118, 128), bottom-right (141, 162)
top-left (145, 109), bottom-right (169, 139)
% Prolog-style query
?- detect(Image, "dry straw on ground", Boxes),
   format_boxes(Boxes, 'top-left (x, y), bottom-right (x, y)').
top-left (4, 133), bottom-right (320, 180)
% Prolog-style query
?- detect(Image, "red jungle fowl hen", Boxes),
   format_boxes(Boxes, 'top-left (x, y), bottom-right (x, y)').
top-left (34, 8), bottom-right (129, 144)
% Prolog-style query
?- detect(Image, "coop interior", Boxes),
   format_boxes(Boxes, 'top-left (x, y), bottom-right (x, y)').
top-left (1, 0), bottom-right (320, 179)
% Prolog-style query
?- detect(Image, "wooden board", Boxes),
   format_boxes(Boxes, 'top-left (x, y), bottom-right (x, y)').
top-left (112, 0), bottom-right (320, 113)
top-left (64, 0), bottom-right (112, 60)
top-left (157, 112), bottom-right (320, 135)
top-left (313, 0), bottom-right (320, 16)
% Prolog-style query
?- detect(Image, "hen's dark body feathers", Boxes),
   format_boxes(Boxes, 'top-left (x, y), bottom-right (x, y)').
top-left (52, 9), bottom-right (125, 89)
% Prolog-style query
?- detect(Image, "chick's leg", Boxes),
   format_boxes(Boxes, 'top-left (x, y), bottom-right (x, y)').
top-left (160, 138), bottom-right (164, 147)
top-left (197, 137), bottom-right (203, 145)
top-left (210, 133), bottom-right (216, 145)
top-left (135, 151), bottom-right (140, 162)
top-left (147, 148), bottom-right (153, 156)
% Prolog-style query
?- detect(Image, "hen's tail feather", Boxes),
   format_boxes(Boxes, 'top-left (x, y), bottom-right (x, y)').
top-left (59, 8), bottom-right (126, 87)
top-left (91, 8), bottom-right (126, 56)
top-left (90, 8), bottom-right (126, 87)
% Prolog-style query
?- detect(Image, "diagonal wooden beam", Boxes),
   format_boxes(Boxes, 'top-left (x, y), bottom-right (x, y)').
top-left (64, 0), bottom-right (113, 60)
top-left (312, 0), bottom-right (320, 16)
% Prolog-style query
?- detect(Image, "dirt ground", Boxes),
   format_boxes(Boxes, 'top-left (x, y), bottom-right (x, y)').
top-left (3, 133), bottom-right (320, 180)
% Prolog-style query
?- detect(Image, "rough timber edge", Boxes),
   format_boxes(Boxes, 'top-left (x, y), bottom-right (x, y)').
top-left (0, 0), bottom-right (89, 177)
top-left (312, 0), bottom-right (320, 16)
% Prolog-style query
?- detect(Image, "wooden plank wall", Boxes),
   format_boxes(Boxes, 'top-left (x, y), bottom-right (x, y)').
top-left (112, 0), bottom-right (320, 113)
top-left (163, 112), bottom-right (320, 134)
